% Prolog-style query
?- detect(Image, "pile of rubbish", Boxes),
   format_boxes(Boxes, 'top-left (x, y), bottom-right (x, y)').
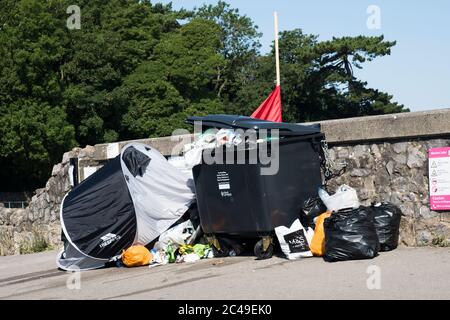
top-left (168, 126), bottom-right (279, 180)
top-left (280, 185), bottom-right (402, 262)
top-left (116, 184), bottom-right (402, 268)
top-left (121, 243), bottom-right (213, 268)
top-left (56, 115), bottom-right (402, 271)
top-left (168, 128), bottom-right (244, 179)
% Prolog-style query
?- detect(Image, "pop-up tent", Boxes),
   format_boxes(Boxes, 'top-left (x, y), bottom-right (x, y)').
top-left (57, 143), bottom-right (195, 271)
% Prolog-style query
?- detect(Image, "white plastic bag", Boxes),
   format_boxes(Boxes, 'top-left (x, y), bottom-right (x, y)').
top-left (318, 185), bottom-right (360, 212)
top-left (275, 219), bottom-right (314, 260)
top-left (215, 129), bottom-right (234, 146)
top-left (215, 129), bottom-right (243, 147)
top-left (154, 220), bottom-right (195, 251)
top-left (184, 147), bottom-right (204, 167)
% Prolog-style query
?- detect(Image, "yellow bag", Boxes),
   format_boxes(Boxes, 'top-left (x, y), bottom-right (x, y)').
top-left (122, 245), bottom-right (153, 267)
top-left (310, 212), bottom-right (332, 256)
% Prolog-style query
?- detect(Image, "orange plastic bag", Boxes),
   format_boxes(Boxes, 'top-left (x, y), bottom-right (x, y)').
top-left (122, 245), bottom-right (153, 267)
top-left (310, 212), bottom-right (332, 256)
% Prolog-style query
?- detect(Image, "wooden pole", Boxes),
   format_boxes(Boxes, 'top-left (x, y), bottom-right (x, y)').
top-left (274, 11), bottom-right (281, 86)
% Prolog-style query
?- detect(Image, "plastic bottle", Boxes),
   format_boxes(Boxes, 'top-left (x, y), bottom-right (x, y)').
top-left (166, 242), bottom-right (176, 263)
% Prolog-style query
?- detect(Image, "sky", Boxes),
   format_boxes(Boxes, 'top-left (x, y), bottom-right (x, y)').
top-left (156, 0), bottom-right (450, 112)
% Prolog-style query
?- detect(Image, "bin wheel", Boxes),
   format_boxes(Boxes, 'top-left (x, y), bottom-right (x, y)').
top-left (254, 239), bottom-right (274, 260)
top-left (211, 239), bottom-right (230, 258)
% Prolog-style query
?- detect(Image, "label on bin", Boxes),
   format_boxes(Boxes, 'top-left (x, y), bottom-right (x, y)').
top-left (217, 171), bottom-right (232, 197)
top-left (218, 183), bottom-right (230, 190)
top-left (284, 229), bottom-right (311, 253)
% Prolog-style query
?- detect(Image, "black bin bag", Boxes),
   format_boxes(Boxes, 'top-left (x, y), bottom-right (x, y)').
top-left (371, 202), bottom-right (402, 252)
top-left (300, 197), bottom-right (327, 230)
top-left (324, 207), bottom-right (380, 262)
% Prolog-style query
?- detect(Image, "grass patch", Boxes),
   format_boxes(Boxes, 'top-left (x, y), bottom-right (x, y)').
top-left (19, 232), bottom-right (53, 254)
top-left (432, 236), bottom-right (450, 247)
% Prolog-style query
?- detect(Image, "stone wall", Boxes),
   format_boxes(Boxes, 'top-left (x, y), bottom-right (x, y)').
top-left (326, 139), bottom-right (450, 246)
top-left (1, 109), bottom-right (450, 255)
top-left (0, 146), bottom-right (96, 255)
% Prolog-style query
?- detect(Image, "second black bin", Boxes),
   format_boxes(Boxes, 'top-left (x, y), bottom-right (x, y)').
top-left (187, 115), bottom-right (325, 259)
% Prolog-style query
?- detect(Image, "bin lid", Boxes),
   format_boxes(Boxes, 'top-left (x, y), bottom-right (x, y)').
top-left (186, 114), bottom-right (321, 136)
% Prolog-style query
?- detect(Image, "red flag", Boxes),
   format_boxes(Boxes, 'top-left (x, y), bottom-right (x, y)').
top-left (251, 85), bottom-right (282, 122)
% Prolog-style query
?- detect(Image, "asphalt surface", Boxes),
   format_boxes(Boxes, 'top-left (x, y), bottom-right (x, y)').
top-left (0, 247), bottom-right (449, 300)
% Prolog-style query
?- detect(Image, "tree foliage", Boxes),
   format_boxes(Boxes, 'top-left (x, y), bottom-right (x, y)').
top-left (0, 0), bottom-right (407, 191)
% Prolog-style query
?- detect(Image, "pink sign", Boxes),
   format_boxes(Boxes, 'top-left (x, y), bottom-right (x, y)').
top-left (429, 147), bottom-right (450, 211)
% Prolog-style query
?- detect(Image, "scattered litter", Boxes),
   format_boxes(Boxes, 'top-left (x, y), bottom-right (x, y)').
top-left (212, 259), bottom-right (224, 266)
top-left (205, 248), bottom-right (214, 259)
top-left (180, 244), bottom-right (212, 258)
top-left (148, 249), bottom-right (169, 268)
top-left (193, 244), bottom-right (210, 258)
top-left (183, 253), bottom-right (201, 263)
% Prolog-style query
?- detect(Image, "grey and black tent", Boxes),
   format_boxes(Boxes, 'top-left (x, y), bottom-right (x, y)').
top-left (57, 143), bottom-right (195, 271)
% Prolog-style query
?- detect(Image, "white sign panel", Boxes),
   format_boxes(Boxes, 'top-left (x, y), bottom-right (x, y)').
top-left (429, 147), bottom-right (450, 211)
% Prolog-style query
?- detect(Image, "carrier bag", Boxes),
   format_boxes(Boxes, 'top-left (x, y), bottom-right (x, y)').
top-left (371, 202), bottom-right (402, 251)
top-left (319, 185), bottom-right (360, 212)
top-left (324, 207), bottom-right (380, 262)
top-left (310, 211), bottom-right (332, 256)
top-left (154, 220), bottom-right (195, 251)
top-left (275, 219), bottom-right (314, 260)
top-left (122, 245), bottom-right (153, 267)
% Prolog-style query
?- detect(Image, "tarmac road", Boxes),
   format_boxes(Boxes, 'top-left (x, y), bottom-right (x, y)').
top-left (0, 247), bottom-right (449, 300)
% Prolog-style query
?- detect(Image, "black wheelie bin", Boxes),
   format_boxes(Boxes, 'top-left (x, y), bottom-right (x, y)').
top-left (186, 115), bottom-right (325, 259)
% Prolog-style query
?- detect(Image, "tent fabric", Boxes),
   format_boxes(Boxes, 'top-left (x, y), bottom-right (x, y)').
top-left (251, 85), bottom-right (282, 122)
top-left (61, 156), bottom-right (137, 260)
top-left (56, 242), bottom-right (107, 271)
top-left (58, 142), bottom-right (195, 271)
top-left (122, 146), bottom-right (151, 177)
top-left (121, 143), bottom-right (196, 246)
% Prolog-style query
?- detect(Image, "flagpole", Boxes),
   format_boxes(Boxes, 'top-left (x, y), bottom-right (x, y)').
top-left (274, 11), bottom-right (281, 87)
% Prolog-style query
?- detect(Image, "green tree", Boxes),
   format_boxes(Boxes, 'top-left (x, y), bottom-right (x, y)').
top-left (120, 19), bottom-right (226, 138)
top-left (195, 1), bottom-right (262, 112)
top-left (0, 0), bottom-right (76, 191)
top-left (0, 101), bottom-right (75, 190)
top-left (0, 1), bottom-right (409, 192)
top-left (61, 0), bottom-right (182, 145)
top-left (233, 30), bottom-right (408, 122)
